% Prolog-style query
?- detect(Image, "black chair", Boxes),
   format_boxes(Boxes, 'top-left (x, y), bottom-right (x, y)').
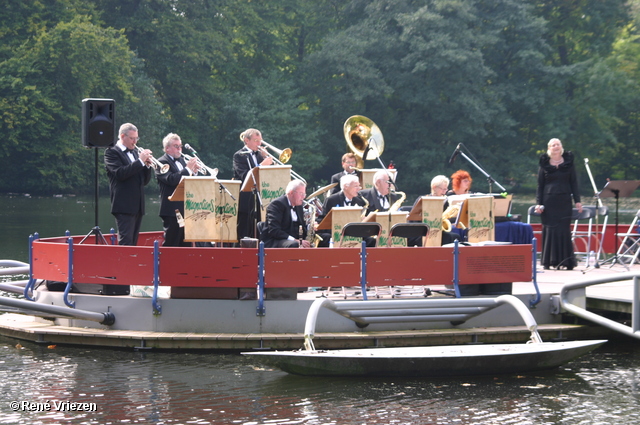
top-left (256, 221), bottom-right (267, 242)
top-left (338, 222), bottom-right (382, 247)
top-left (387, 223), bottom-right (429, 247)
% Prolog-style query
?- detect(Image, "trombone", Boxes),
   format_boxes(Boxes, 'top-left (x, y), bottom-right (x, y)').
top-left (260, 141), bottom-right (306, 184)
top-left (183, 144), bottom-right (218, 177)
top-left (241, 138), bottom-right (307, 184)
top-left (135, 146), bottom-right (169, 173)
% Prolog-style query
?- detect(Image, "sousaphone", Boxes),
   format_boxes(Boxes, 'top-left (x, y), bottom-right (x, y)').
top-left (343, 116), bottom-right (385, 164)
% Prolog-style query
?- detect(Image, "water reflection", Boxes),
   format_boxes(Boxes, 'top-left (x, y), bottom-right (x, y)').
top-left (2, 338), bottom-right (640, 424)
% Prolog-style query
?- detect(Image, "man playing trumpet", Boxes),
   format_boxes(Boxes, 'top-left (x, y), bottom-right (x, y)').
top-left (104, 123), bottom-right (153, 246)
top-left (156, 133), bottom-right (199, 247)
top-left (233, 128), bottom-right (273, 239)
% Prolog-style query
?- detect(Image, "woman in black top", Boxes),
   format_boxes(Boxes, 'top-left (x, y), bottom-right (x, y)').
top-left (535, 138), bottom-right (583, 270)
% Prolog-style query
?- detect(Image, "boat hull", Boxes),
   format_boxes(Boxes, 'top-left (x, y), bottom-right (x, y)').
top-left (242, 340), bottom-right (607, 376)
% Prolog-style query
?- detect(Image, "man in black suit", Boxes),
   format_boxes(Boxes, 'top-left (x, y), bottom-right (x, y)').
top-left (261, 180), bottom-right (311, 248)
top-left (156, 133), bottom-right (200, 247)
top-left (233, 128), bottom-right (273, 239)
top-left (358, 170), bottom-right (402, 216)
top-left (329, 153), bottom-right (358, 195)
top-left (316, 174), bottom-right (367, 246)
top-left (104, 123), bottom-right (153, 246)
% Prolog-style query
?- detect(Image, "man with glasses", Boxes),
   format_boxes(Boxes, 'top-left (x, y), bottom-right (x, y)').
top-left (156, 133), bottom-right (199, 246)
top-left (104, 123), bottom-right (153, 246)
top-left (329, 153), bottom-right (359, 195)
top-left (316, 174), bottom-right (370, 247)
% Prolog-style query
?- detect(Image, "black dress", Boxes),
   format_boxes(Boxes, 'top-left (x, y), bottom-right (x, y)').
top-left (536, 151), bottom-right (581, 269)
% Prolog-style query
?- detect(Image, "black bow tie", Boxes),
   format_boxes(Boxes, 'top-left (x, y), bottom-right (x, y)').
top-left (125, 148), bottom-right (134, 154)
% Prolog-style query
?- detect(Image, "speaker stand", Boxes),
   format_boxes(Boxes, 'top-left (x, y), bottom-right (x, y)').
top-left (80, 149), bottom-right (108, 245)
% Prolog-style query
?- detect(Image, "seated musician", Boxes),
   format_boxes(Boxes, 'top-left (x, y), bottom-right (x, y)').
top-left (410, 174), bottom-right (460, 246)
top-left (447, 170), bottom-right (473, 196)
top-left (329, 153), bottom-right (359, 195)
top-left (316, 174), bottom-right (367, 247)
top-left (260, 180), bottom-right (311, 248)
top-left (358, 169), bottom-right (402, 215)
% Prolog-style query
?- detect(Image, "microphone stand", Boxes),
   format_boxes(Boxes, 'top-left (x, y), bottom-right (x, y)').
top-left (453, 144), bottom-right (506, 193)
top-left (582, 158), bottom-right (602, 270)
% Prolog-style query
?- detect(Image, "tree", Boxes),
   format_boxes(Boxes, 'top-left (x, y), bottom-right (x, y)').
top-left (303, 0), bottom-right (556, 194)
top-left (1, 16), bottom-right (165, 193)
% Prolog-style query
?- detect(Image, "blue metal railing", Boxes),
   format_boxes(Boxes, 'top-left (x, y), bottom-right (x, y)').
top-left (257, 242), bottom-right (266, 316)
top-left (22, 232), bottom-right (536, 319)
top-left (152, 240), bottom-right (162, 315)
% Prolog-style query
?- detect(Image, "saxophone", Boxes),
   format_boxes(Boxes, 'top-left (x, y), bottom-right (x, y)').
top-left (303, 201), bottom-right (322, 247)
top-left (389, 191), bottom-right (406, 212)
top-left (359, 195), bottom-right (370, 219)
top-left (442, 204), bottom-right (466, 231)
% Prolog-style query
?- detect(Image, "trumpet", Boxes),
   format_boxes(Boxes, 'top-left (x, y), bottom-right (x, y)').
top-left (183, 144), bottom-right (218, 177)
top-left (135, 146), bottom-right (169, 173)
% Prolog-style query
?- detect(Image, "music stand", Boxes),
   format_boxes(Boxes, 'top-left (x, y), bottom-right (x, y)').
top-left (598, 180), bottom-right (640, 269)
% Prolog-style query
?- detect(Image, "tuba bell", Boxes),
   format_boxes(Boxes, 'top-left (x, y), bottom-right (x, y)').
top-left (343, 115), bottom-right (385, 163)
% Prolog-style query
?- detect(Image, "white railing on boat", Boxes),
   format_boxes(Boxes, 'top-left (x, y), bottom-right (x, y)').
top-left (559, 271), bottom-right (640, 340)
top-left (302, 295), bottom-right (543, 351)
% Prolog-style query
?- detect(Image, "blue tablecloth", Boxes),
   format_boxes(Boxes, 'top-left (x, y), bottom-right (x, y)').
top-left (495, 221), bottom-right (534, 244)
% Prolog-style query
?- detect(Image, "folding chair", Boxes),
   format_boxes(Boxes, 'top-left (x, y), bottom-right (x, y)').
top-left (583, 205), bottom-right (609, 262)
top-left (615, 209), bottom-right (640, 265)
top-left (571, 208), bottom-right (596, 265)
top-left (387, 223), bottom-right (429, 247)
top-left (336, 222), bottom-right (382, 298)
top-left (361, 222), bottom-right (432, 297)
top-left (337, 222), bottom-right (382, 247)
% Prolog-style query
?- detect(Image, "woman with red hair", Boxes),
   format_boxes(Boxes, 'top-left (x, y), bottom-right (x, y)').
top-left (448, 170), bottom-right (473, 195)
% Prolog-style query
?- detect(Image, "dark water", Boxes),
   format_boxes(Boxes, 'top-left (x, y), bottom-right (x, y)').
top-left (1, 336), bottom-right (640, 424)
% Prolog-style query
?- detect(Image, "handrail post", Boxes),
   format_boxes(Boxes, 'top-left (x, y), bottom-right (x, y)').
top-left (152, 240), bottom-right (162, 315)
top-left (24, 233), bottom-right (38, 301)
top-left (360, 240), bottom-right (368, 301)
top-left (256, 242), bottom-right (266, 316)
top-left (529, 237), bottom-right (541, 307)
top-left (453, 239), bottom-right (461, 298)
top-left (63, 236), bottom-right (75, 308)
top-left (633, 276), bottom-right (640, 333)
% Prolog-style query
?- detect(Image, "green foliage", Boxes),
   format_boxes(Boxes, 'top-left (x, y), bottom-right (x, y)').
top-left (2, 0), bottom-right (640, 199)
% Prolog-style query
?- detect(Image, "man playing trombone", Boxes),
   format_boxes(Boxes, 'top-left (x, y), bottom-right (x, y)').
top-left (156, 133), bottom-right (199, 247)
top-left (233, 128), bottom-right (273, 239)
top-left (104, 123), bottom-right (153, 246)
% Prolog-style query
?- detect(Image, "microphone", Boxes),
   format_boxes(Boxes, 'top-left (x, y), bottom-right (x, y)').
top-left (448, 144), bottom-right (461, 165)
top-left (184, 144), bottom-right (197, 154)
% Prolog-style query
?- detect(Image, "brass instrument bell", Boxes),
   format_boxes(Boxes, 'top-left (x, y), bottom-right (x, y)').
top-left (343, 115), bottom-right (385, 161)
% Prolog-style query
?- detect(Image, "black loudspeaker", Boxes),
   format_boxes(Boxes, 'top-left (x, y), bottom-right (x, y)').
top-left (82, 98), bottom-right (116, 148)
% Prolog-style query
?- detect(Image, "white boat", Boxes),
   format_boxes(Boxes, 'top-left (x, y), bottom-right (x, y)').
top-left (242, 340), bottom-right (607, 377)
top-left (242, 295), bottom-right (606, 376)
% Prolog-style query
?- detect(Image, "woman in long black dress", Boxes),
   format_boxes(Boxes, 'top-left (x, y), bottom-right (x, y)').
top-left (535, 138), bottom-right (583, 270)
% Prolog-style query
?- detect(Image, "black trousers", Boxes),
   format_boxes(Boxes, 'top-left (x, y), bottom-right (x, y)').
top-left (161, 215), bottom-right (189, 247)
top-left (114, 212), bottom-right (143, 246)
